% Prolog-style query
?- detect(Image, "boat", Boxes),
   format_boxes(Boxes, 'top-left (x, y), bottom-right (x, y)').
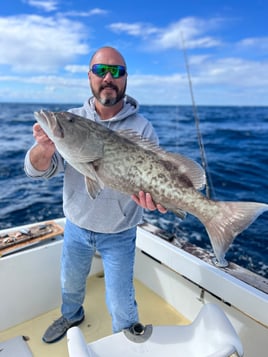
top-left (0, 218), bottom-right (267, 356)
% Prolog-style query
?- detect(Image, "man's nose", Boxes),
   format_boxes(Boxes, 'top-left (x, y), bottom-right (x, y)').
top-left (103, 71), bottom-right (114, 80)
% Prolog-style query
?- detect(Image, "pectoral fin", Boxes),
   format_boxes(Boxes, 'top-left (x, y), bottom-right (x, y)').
top-left (82, 162), bottom-right (105, 199)
top-left (85, 176), bottom-right (105, 199)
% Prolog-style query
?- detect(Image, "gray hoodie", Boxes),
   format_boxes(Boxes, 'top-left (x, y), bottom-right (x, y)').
top-left (24, 95), bottom-right (158, 233)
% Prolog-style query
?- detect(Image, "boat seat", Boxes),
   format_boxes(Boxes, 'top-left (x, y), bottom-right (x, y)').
top-left (67, 303), bottom-right (243, 357)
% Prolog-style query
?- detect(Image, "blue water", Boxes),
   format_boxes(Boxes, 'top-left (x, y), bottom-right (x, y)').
top-left (0, 103), bottom-right (267, 278)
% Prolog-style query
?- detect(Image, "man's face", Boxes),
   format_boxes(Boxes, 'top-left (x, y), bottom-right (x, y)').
top-left (89, 70), bottom-right (127, 107)
top-left (88, 50), bottom-right (127, 107)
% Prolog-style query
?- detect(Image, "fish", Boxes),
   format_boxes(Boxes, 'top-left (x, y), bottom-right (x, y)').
top-left (34, 110), bottom-right (268, 266)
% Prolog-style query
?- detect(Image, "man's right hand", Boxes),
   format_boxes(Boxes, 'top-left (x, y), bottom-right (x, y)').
top-left (33, 123), bottom-right (55, 153)
top-left (29, 123), bottom-right (56, 170)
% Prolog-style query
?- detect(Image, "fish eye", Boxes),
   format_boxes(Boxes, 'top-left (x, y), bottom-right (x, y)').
top-left (66, 114), bottom-right (74, 123)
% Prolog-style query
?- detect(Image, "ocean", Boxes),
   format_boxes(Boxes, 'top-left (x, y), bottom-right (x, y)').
top-left (0, 103), bottom-right (267, 278)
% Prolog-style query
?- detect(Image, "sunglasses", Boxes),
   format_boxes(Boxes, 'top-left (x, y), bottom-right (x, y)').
top-left (90, 64), bottom-right (126, 79)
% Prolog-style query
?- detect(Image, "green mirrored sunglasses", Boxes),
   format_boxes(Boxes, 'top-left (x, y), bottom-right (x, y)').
top-left (90, 64), bottom-right (126, 79)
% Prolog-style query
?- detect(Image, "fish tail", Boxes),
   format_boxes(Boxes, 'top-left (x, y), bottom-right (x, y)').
top-left (203, 201), bottom-right (268, 265)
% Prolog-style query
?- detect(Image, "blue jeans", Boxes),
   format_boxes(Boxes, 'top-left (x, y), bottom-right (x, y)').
top-left (61, 219), bottom-right (139, 333)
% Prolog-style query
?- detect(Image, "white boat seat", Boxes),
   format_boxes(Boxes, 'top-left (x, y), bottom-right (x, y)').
top-left (67, 303), bottom-right (243, 357)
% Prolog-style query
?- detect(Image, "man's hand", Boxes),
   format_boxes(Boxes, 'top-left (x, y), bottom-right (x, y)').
top-left (29, 123), bottom-right (56, 171)
top-left (33, 123), bottom-right (55, 153)
top-left (131, 191), bottom-right (167, 214)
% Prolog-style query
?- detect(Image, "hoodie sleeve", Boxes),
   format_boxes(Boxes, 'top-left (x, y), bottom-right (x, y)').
top-left (24, 145), bottom-right (64, 179)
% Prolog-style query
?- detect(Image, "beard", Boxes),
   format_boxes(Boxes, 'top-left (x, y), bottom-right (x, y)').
top-left (91, 82), bottom-right (127, 107)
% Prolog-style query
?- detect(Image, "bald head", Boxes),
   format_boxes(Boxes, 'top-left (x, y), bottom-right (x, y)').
top-left (89, 46), bottom-right (127, 68)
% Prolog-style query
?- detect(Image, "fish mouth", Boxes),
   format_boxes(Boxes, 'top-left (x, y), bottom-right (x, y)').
top-left (34, 110), bottom-right (64, 138)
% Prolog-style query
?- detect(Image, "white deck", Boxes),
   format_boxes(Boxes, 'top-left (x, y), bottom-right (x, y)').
top-left (1, 274), bottom-right (187, 357)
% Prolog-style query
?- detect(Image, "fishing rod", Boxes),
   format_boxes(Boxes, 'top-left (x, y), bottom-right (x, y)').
top-left (180, 32), bottom-right (215, 199)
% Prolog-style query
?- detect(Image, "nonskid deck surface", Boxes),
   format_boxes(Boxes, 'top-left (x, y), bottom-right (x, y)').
top-left (0, 274), bottom-right (188, 357)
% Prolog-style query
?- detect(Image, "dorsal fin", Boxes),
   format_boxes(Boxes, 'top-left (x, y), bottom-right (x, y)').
top-left (158, 151), bottom-right (206, 190)
top-left (117, 129), bottom-right (160, 152)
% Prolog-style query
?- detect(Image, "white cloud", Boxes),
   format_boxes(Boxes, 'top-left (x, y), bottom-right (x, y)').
top-left (0, 72), bottom-right (89, 102)
top-left (64, 65), bottom-right (89, 73)
top-left (25, 0), bottom-right (58, 12)
top-left (63, 8), bottom-right (108, 17)
top-left (0, 74), bottom-right (88, 88)
top-left (153, 17), bottom-right (222, 50)
top-left (187, 56), bottom-right (268, 88)
top-left (188, 55), bottom-right (211, 65)
top-left (109, 22), bottom-right (159, 37)
top-left (109, 17), bottom-right (222, 50)
top-left (0, 14), bottom-right (89, 73)
top-left (0, 10), bottom-right (267, 105)
top-left (238, 37), bottom-right (268, 51)
top-left (1, 56), bottom-right (268, 105)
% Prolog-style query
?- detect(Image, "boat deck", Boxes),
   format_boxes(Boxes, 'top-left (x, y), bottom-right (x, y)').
top-left (0, 273), bottom-right (188, 357)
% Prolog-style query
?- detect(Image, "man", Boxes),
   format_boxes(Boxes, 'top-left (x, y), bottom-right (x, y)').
top-left (24, 46), bottom-right (166, 343)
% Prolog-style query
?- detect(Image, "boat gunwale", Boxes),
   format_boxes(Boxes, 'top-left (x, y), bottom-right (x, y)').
top-left (137, 222), bottom-right (268, 327)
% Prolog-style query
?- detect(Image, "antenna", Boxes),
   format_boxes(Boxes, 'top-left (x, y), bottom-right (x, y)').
top-left (180, 32), bottom-right (215, 199)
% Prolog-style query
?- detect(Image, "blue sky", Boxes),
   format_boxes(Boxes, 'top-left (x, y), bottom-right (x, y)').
top-left (0, 0), bottom-right (267, 105)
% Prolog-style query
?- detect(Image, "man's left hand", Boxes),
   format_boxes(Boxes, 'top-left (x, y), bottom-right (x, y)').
top-left (131, 191), bottom-right (167, 214)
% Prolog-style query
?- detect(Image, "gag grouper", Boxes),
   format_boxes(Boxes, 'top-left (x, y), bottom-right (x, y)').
top-left (34, 110), bottom-right (268, 265)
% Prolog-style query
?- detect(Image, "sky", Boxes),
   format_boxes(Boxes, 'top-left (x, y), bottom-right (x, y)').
top-left (0, 0), bottom-right (267, 106)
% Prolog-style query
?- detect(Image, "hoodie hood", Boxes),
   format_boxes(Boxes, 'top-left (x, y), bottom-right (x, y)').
top-left (67, 94), bottom-right (153, 136)
top-left (86, 95), bottom-right (139, 124)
